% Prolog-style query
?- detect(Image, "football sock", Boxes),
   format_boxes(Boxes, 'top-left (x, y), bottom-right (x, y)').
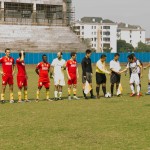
top-left (24, 90), bottom-right (28, 100)
top-left (59, 92), bottom-right (62, 98)
top-left (54, 91), bottom-right (58, 98)
top-left (10, 93), bottom-right (13, 100)
top-left (137, 85), bottom-right (140, 95)
top-left (73, 88), bottom-right (77, 96)
top-left (68, 88), bottom-right (71, 96)
top-left (1, 93), bottom-right (4, 101)
top-left (18, 91), bottom-right (22, 101)
top-left (130, 84), bottom-right (135, 94)
top-left (83, 90), bottom-right (86, 98)
top-left (102, 86), bottom-right (106, 96)
top-left (36, 90), bottom-right (40, 100)
top-left (46, 89), bottom-right (50, 99)
top-left (90, 89), bottom-right (94, 96)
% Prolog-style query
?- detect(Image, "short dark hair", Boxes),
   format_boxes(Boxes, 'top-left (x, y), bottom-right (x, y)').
top-left (101, 54), bottom-right (107, 59)
top-left (70, 52), bottom-right (76, 57)
top-left (42, 54), bottom-right (47, 58)
top-left (114, 53), bottom-right (120, 57)
top-left (128, 54), bottom-right (134, 60)
top-left (19, 52), bottom-right (25, 58)
top-left (130, 53), bottom-right (135, 57)
top-left (5, 48), bottom-right (10, 53)
top-left (86, 49), bottom-right (92, 54)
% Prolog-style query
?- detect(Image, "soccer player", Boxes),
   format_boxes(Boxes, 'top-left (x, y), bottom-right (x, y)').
top-left (110, 53), bottom-right (121, 96)
top-left (35, 54), bottom-right (51, 102)
top-left (144, 63), bottom-right (150, 95)
top-left (0, 48), bottom-right (15, 103)
top-left (16, 50), bottom-right (29, 103)
top-left (66, 52), bottom-right (80, 100)
top-left (51, 52), bottom-right (66, 100)
top-left (81, 49), bottom-right (95, 99)
top-left (96, 54), bottom-right (111, 98)
top-left (120, 54), bottom-right (143, 98)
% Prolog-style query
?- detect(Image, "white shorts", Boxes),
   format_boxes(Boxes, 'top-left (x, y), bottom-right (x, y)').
top-left (54, 75), bottom-right (65, 86)
top-left (148, 69), bottom-right (150, 80)
top-left (130, 73), bottom-right (140, 85)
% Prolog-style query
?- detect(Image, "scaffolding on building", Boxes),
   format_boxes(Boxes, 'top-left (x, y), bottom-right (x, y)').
top-left (0, 0), bottom-right (75, 26)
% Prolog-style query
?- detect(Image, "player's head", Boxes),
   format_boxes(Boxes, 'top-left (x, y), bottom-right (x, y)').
top-left (42, 54), bottom-right (47, 62)
top-left (70, 52), bottom-right (77, 60)
top-left (19, 51), bottom-right (25, 58)
top-left (128, 54), bottom-right (134, 63)
top-left (85, 49), bottom-right (92, 58)
top-left (5, 48), bottom-right (11, 57)
top-left (57, 52), bottom-right (63, 59)
top-left (114, 53), bottom-right (120, 61)
top-left (101, 54), bottom-right (107, 62)
top-left (131, 53), bottom-right (136, 61)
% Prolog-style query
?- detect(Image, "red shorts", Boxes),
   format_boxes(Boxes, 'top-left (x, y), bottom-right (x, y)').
top-left (68, 75), bottom-right (77, 85)
top-left (17, 76), bottom-right (27, 88)
top-left (38, 81), bottom-right (50, 88)
top-left (2, 75), bottom-right (13, 85)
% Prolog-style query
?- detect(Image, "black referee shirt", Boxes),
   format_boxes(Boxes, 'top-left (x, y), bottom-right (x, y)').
top-left (81, 57), bottom-right (93, 76)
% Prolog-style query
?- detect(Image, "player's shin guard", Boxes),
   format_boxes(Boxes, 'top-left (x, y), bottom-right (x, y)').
top-left (68, 88), bottom-right (71, 96)
top-left (24, 90), bottom-right (28, 100)
top-left (130, 84), bottom-right (135, 94)
top-left (36, 90), bottom-right (40, 100)
top-left (59, 92), bottom-right (62, 98)
top-left (73, 88), bottom-right (77, 96)
top-left (46, 89), bottom-right (50, 100)
top-left (18, 91), bottom-right (22, 101)
top-left (10, 93), bottom-right (14, 101)
top-left (1, 93), bottom-right (4, 101)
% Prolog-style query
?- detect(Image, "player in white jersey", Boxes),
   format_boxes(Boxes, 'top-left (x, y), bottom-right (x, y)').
top-left (51, 52), bottom-right (66, 100)
top-left (144, 63), bottom-right (150, 95)
top-left (120, 54), bottom-right (143, 98)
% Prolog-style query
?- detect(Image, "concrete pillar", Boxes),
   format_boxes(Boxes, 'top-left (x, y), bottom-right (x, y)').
top-left (0, 0), bottom-right (5, 22)
top-left (63, 0), bottom-right (67, 25)
top-left (32, 2), bottom-right (36, 24)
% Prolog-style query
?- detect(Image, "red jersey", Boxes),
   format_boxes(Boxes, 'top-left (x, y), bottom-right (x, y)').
top-left (36, 62), bottom-right (50, 82)
top-left (0, 56), bottom-right (14, 76)
top-left (66, 59), bottom-right (77, 75)
top-left (16, 58), bottom-right (26, 76)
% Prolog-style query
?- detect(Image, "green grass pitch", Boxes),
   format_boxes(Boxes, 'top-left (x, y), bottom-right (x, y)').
top-left (0, 64), bottom-right (150, 150)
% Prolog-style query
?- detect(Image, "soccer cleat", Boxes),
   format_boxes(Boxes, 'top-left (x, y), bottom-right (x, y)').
top-left (54, 98), bottom-right (58, 101)
top-left (145, 92), bottom-right (150, 95)
top-left (58, 97), bottom-right (63, 100)
top-left (68, 96), bottom-right (72, 100)
top-left (84, 96), bottom-right (88, 100)
top-left (130, 93), bottom-right (136, 97)
top-left (10, 100), bottom-right (14, 103)
top-left (73, 96), bottom-right (80, 100)
top-left (18, 100), bottom-right (24, 103)
top-left (35, 99), bottom-right (39, 102)
top-left (1, 100), bottom-right (5, 104)
top-left (47, 98), bottom-right (53, 102)
top-left (91, 95), bottom-right (96, 99)
top-left (25, 100), bottom-right (31, 103)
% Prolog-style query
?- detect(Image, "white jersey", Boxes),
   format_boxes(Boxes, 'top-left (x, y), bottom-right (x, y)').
top-left (110, 60), bottom-right (121, 72)
top-left (51, 58), bottom-right (66, 77)
top-left (127, 60), bottom-right (140, 74)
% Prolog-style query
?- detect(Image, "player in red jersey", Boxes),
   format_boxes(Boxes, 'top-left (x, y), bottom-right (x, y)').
top-left (16, 50), bottom-right (30, 103)
top-left (0, 48), bottom-right (15, 103)
top-left (66, 52), bottom-right (80, 100)
top-left (35, 54), bottom-right (52, 102)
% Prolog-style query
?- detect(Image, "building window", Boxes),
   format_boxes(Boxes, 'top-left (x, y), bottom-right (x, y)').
top-left (91, 26), bottom-right (93, 29)
top-left (130, 30), bottom-right (132, 34)
top-left (94, 44), bottom-right (96, 47)
top-left (130, 40), bottom-right (132, 43)
top-left (130, 35), bottom-right (132, 38)
top-left (94, 26), bottom-right (96, 29)
top-left (103, 43), bottom-right (110, 49)
top-left (103, 26), bottom-right (110, 29)
top-left (82, 26), bottom-right (84, 29)
top-left (92, 38), bottom-right (93, 41)
top-left (82, 32), bottom-right (84, 35)
top-left (94, 38), bottom-right (97, 42)
top-left (103, 38), bottom-right (110, 42)
top-left (103, 31), bottom-right (110, 36)
top-left (94, 32), bottom-right (96, 35)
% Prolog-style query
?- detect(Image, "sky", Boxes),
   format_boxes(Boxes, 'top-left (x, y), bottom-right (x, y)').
top-left (72, 0), bottom-right (150, 37)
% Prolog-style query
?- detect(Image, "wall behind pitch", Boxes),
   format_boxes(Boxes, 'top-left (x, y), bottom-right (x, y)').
top-left (0, 52), bottom-right (149, 64)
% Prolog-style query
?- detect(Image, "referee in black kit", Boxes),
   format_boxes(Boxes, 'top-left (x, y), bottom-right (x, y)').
top-left (81, 49), bottom-right (95, 99)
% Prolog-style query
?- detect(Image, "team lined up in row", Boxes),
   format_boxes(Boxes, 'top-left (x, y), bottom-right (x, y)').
top-left (0, 49), bottom-right (150, 103)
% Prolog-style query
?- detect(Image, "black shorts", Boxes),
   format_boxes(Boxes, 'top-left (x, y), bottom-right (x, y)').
top-left (110, 72), bottom-right (121, 84)
top-left (96, 72), bottom-right (106, 85)
top-left (82, 72), bottom-right (92, 84)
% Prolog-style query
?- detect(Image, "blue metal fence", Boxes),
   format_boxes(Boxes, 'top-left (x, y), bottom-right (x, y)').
top-left (0, 52), bottom-right (150, 64)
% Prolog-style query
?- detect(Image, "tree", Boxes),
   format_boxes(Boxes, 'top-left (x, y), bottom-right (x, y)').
top-left (136, 42), bottom-right (150, 52)
top-left (117, 40), bottom-right (134, 52)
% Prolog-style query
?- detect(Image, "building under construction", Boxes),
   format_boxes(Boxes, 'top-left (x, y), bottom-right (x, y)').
top-left (0, 0), bottom-right (86, 52)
